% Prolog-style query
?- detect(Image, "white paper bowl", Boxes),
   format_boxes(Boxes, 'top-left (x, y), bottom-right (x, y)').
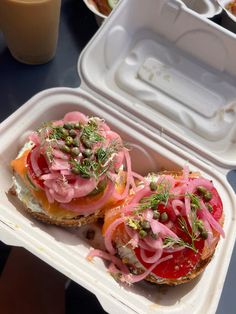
top-left (83, 0), bottom-right (107, 25)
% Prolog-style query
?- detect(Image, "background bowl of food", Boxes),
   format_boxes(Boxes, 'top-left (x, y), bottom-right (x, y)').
top-left (217, 0), bottom-right (236, 32)
top-left (83, 0), bottom-right (119, 25)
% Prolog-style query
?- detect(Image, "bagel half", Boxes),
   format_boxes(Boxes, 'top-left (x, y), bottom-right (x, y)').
top-left (94, 169), bottom-right (224, 285)
top-left (10, 111), bottom-right (133, 227)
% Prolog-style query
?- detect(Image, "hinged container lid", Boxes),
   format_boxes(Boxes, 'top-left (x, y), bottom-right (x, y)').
top-left (79, 0), bottom-right (236, 169)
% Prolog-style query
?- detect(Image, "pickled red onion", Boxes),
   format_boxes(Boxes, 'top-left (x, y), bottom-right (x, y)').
top-left (112, 149), bottom-right (133, 201)
top-left (129, 186), bottom-right (152, 205)
top-left (200, 200), bottom-right (225, 238)
top-left (171, 199), bottom-right (184, 216)
top-left (73, 177), bottom-right (98, 198)
top-left (140, 245), bottom-right (163, 264)
top-left (87, 249), bottom-right (129, 274)
top-left (150, 220), bottom-right (179, 239)
top-left (63, 111), bottom-right (88, 123)
top-left (187, 177), bottom-right (213, 193)
top-left (30, 147), bottom-right (42, 177)
top-left (62, 180), bottom-right (115, 215)
top-left (28, 132), bottom-right (40, 145)
top-left (104, 217), bottom-right (125, 254)
top-left (121, 255), bottom-right (173, 284)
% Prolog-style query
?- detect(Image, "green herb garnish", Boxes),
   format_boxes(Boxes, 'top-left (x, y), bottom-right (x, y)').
top-left (163, 236), bottom-right (197, 252)
top-left (80, 119), bottom-right (104, 145)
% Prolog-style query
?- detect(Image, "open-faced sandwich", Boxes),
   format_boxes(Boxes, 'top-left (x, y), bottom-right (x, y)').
top-left (88, 167), bottom-right (225, 285)
top-left (10, 111), bottom-right (136, 227)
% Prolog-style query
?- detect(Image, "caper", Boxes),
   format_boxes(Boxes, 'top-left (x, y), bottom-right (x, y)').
top-left (81, 173), bottom-right (91, 179)
top-left (74, 123), bottom-right (81, 129)
top-left (82, 149), bottom-right (93, 158)
top-left (153, 210), bottom-right (160, 220)
top-left (140, 220), bottom-right (151, 230)
top-left (69, 129), bottom-right (77, 138)
top-left (81, 136), bottom-right (92, 148)
top-left (203, 191), bottom-right (212, 202)
top-left (201, 230), bottom-right (208, 239)
top-left (64, 123), bottom-right (73, 130)
top-left (139, 230), bottom-right (147, 238)
top-left (60, 145), bottom-right (70, 154)
top-left (160, 212), bottom-right (168, 222)
top-left (71, 167), bottom-right (80, 175)
top-left (84, 140), bottom-right (92, 149)
top-left (197, 222), bottom-right (204, 233)
top-left (197, 186), bottom-right (208, 195)
top-left (61, 128), bottom-right (69, 137)
top-left (207, 203), bottom-right (213, 213)
top-left (65, 136), bottom-right (74, 146)
top-left (191, 203), bottom-right (198, 211)
top-left (73, 138), bottom-right (79, 147)
top-left (71, 147), bottom-right (80, 156)
top-left (149, 181), bottom-right (157, 191)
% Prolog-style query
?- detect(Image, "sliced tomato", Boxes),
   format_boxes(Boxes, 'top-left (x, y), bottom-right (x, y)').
top-left (135, 238), bottom-right (204, 279)
top-left (27, 147), bottom-right (49, 189)
top-left (135, 214), bottom-right (206, 279)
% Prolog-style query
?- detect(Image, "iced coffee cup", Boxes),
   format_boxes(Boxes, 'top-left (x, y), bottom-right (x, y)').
top-left (0, 0), bottom-right (61, 65)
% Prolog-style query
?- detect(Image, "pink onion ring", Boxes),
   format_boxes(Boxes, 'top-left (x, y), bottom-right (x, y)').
top-left (104, 217), bottom-right (125, 254)
top-left (200, 200), bottom-right (225, 238)
top-left (30, 147), bottom-right (42, 177)
top-left (121, 255), bottom-right (173, 284)
top-left (62, 180), bottom-right (115, 215)
top-left (87, 249), bottom-right (129, 274)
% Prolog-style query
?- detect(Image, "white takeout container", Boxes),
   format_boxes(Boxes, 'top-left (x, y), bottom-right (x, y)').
top-left (181, 0), bottom-right (222, 18)
top-left (83, 0), bottom-right (222, 25)
top-left (1, 0), bottom-right (236, 313)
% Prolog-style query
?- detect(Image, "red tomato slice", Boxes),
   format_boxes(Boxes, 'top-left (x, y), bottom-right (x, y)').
top-left (135, 217), bottom-right (205, 279)
top-left (27, 148), bottom-right (49, 189)
top-left (134, 185), bottom-right (223, 279)
top-left (135, 238), bottom-right (204, 279)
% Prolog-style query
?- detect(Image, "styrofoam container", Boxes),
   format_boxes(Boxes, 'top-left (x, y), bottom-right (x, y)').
top-left (83, 0), bottom-right (222, 25)
top-left (0, 0), bottom-right (236, 313)
top-left (181, 0), bottom-right (222, 18)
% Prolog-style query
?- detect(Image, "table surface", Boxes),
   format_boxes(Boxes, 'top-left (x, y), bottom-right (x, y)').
top-left (0, 0), bottom-right (235, 313)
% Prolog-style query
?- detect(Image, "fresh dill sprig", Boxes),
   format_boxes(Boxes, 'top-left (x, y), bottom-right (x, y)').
top-left (163, 236), bottom-right (198, 253)
top-left (178, 216), bottom-right (202, 252)
top-left (139, 192), bottom-right (170, 210)
top-left (186, 193), bottom-right (201, 209)
top-left (69, 142), bottom-right (118, 179)
top-left (81, 119), bottom-right (104, 144)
